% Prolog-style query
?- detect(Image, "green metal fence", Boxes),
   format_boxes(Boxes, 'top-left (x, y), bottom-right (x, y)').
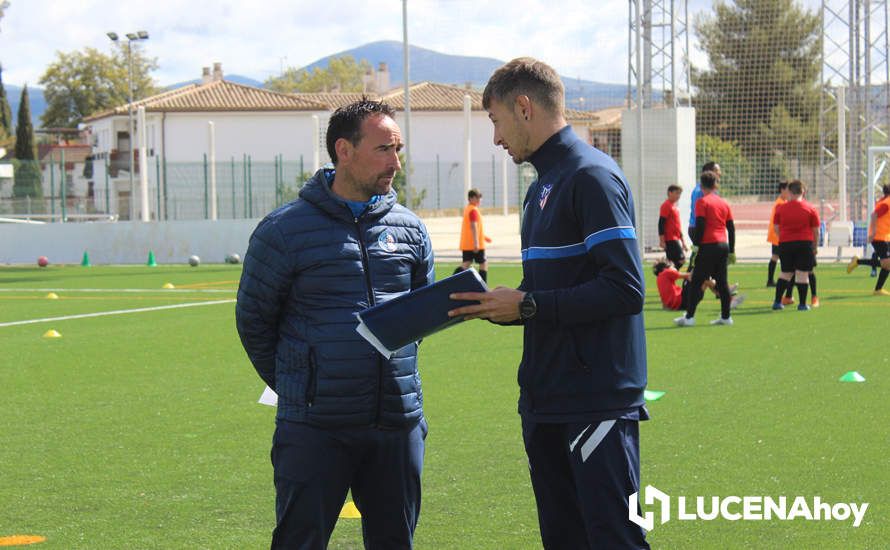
top-left (1, 155), bottom-right (538, 222)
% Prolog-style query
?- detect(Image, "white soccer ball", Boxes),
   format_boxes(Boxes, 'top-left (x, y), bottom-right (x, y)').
top-left (225, 253), bottom-right (241, 264)
top-left (188, 255), bottom-right (201, 267)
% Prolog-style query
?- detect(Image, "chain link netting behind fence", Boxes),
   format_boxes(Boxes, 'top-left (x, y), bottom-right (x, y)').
top-left (2, 156), bottom-right (540, 221)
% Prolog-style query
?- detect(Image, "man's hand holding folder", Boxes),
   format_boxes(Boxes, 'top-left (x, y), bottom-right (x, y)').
top-left (447, 286), bottom-right (525, 323)
top-left (355, 269), bottom-right (489, 358)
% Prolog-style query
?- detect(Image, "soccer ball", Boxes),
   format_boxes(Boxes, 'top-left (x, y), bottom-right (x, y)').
top-left (225, 253), bottom-right (241, 264)
top-left (188, 255), bottom-right (201, 267)
top-left (37, 256), bottom-right (49, 267)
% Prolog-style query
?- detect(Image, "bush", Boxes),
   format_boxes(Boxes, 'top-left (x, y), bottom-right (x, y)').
top-left (10, 159), bottom-right (45, 214)
top-left (696, 134), bottom-right (755, 196)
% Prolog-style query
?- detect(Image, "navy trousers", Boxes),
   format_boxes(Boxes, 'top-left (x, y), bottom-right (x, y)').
top-left (522, 418), bottom-right (650, 549)
top-left (270, 419), bottom-right (427, 550)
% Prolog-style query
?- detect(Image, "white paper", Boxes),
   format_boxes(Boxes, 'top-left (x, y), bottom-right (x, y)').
top-left (258, 385), bottom-right (278, 406)
top-left (355, 316), bottom-right (396, 359)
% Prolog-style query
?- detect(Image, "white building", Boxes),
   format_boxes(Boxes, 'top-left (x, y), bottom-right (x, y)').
top-left (83, 63), bottom-right (330, 220)
top-left (83, 64), bottom-right (607, 219)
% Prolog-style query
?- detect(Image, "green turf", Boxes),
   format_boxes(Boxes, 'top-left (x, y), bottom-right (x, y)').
top-left (0, 262), bottom-right (886, 548)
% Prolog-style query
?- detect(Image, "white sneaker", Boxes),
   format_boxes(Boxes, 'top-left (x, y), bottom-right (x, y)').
top-left (674, 316), bottom-right (695, 327)
top-left (730, 294), bottom-right (746, 310)
top-left (710, 317), bottom-right (733, 326)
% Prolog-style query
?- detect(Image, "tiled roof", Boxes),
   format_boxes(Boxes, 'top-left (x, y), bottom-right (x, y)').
top-left (585, 106), bottom-right (625, 130)
top-left (380, 82), bottom-right (484, 111)
top-left (37, 144), bottom-right (92, 163)
top-left (290, 82), bottom-right (484, 112)
top-left (84, 78), bottom-right (607, 122)
top-left (288, 92), bottom-right (368, 110)
top-left (565, 108), bottom-right (600, 122)
top-left (84, 80), bottom-right (329, 121)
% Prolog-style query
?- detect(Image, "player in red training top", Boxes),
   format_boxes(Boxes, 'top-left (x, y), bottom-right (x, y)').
top-left (659, 185), bottom-right (688, 269)
top-left (674, 170), bottom-right (736, 326)
top-left (655, 260), bottom-right (743, 311)
top-left (771, 180), bottom-right (820, 310)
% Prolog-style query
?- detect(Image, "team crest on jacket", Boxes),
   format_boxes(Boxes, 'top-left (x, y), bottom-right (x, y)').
top-left (378, 231), bottom-right (398, 252)
top-left (539, 183), bottom-right (553, 209)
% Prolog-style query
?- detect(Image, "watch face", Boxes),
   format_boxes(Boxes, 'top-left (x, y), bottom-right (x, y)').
top-left (520, 294), bottom-right (536, 319)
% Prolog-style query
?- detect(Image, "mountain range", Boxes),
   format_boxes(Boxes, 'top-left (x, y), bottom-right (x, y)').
top-left (6, 40), bottom-right (629, 128)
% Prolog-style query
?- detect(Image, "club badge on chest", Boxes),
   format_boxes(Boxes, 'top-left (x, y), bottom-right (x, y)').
top-left (539, 184), bottom-right (553, 210)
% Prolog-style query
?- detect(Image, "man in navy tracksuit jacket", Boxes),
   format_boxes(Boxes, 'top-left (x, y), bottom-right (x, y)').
top-left (450, 58), bottom-right (649, 549)
top-left (236, 100), bottom-right (434, 549)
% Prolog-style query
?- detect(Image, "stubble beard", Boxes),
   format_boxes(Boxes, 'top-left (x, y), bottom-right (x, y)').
top-left (360, 172), bottom-right (396, 198)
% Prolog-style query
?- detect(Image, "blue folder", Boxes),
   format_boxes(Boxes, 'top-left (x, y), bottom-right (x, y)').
top-left (355, 268), bottom-right (488, 358)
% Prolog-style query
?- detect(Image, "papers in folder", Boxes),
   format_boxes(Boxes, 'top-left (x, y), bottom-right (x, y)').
top-left (355, 268), bottom-right (488, 358)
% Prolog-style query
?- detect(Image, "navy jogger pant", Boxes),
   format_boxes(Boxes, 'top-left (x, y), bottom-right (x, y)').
top-left (270, 419), bottom-right (427, 549)
top-left (522, 418), bottom-right (650, 549)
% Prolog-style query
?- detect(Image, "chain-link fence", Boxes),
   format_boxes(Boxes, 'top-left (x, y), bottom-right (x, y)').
top-left (0, 155), bottom-right (539, 222)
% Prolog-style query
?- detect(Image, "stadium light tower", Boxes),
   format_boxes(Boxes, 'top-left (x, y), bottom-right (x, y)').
top-left (625, 0), bottom-right (695, 252)
top-left (107, 30), bottom-right (149, 220)
top-left (820, 0), bottom-right (889, 224)
top-left (627, 0), bottom-right (692, 108)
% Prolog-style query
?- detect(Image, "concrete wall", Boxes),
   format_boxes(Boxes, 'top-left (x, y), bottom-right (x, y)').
top-left (0, 219), bottom-right (259, 265)
top-left (621, 107), bottom-right (697, 250)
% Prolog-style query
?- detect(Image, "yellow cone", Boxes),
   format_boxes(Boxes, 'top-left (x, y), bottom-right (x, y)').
top-left (45, 292), bottom-right (59, 300)
top-left (339, 501), bottom-right (361, 519)
top-left (42, 329), bottom-right (62, 338)
top-left (162, 283), bottom-right (175, 289)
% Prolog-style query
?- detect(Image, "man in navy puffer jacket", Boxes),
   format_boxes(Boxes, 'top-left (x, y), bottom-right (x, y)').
top-left (236, 99), bottom-right (434, 549)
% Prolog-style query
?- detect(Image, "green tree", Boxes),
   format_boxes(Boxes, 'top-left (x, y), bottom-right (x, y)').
top-left (13, 85), bottom-right (43, 205)
top-left (693, 0), bottom-right (821, 167)
top-left (696, 134), bottom-right (755, 196)
top-left (0, 63), bottom-right (13, 140)
top-left (38, 45), bottom-right (158, 128)
top-left (14, 84), bottom-right (35, 160)
top-left (391, 152), bottom-right (426, 210)
top-left (266, 56), bottom-right (372, 93)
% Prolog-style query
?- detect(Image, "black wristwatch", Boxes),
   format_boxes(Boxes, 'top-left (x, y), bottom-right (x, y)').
top-left (519, 292), bottom-right (537, 320)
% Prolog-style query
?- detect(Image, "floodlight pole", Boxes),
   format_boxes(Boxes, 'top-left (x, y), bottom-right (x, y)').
top-left (402, 0), bottom-right (412, 205)
top-left (107, 30), bottom-right (149, 221)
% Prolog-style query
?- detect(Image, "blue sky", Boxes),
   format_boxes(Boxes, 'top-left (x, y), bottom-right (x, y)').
top-left (0, 0), bottom-right (824, 88)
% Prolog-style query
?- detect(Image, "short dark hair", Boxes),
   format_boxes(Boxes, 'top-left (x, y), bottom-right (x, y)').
top-left (653, 260), bottom-right (670, 277)
top-left (667, 184), bottom-right (682, 193)
top-left (700, 170), bottom-right (719, 189)
top-left (787, 179), bottom-right (806, 195)
top-left (702, 161), bottom-right (720, 173)
top-left (468, 188), bottom-right (482, 200)
top-left (482, 57), bottom-right (564, 115)
top-left (883, 184), bottom-right (890, 196)
top-left (326, 98), bottom-right (396, 164)
top-left (778, 181), bottom-right (789, 192)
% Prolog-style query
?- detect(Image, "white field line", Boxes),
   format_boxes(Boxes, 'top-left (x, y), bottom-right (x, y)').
top-left (0, 299), bottom-right (236, 328)
top-left (0, 288), bottom-right (234, 293)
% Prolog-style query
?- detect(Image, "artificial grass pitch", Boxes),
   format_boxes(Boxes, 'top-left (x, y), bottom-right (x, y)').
top-left (0, 263), bottom-right (886, 548)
